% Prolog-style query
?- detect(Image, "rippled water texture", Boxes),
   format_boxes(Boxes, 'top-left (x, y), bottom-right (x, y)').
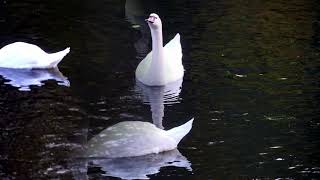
top-left (1, 0), bottom-right (320, 179)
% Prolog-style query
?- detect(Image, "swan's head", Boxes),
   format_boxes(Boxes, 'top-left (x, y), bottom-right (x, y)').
top-left (146, 13), bottom-right (162, 30)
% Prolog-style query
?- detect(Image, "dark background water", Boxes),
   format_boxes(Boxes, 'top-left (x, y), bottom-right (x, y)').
top-left (1, 0), bottom-right (320, 179)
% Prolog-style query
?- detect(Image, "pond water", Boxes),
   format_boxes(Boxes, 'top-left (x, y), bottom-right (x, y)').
top-left (1, 0), bottom-right (320, 179)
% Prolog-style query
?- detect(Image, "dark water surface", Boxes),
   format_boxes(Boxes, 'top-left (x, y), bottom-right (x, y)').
top-left (1, 0), bottom-right (320, 179)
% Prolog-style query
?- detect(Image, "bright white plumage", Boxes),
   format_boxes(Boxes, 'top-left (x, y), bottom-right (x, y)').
top-left (0, 42), bottom-right (70, 69)
top-left (86, 118), bottom-right (194, 158)
top-left (136, 13), bottom-right (184, 86)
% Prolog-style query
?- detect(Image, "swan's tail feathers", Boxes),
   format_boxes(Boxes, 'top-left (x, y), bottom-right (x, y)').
top-left (164, 32), bottom-right (182, 62)
top-left (165, 33), bottom-right (181, 49)
top-left (175, 33), bottom-right (180, 41)
top-left (47, 47), bottom-right (70, 68)
top-left (166, 118), bottom-right (194, 144)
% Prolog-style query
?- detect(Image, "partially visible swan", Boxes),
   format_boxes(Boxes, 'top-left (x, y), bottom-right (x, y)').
top-left (0, 42), bottom-right (70, 69)
top-left (0, 67), bottom-right (70, 91)
top-left (136, 13), bottom-right (184, 86)
top-left (86, 118), bottom-right (194, 158)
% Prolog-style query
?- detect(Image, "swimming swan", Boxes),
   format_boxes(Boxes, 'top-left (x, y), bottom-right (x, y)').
top-left (0, 42), bottom-right (70, 69)
top-left (86, 118), bottom-right (194, 158)
top-left (135, 13), bottom-right (184, 86)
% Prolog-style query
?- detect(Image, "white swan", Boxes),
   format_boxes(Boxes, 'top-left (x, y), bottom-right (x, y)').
top-left (135, 13), bottom-right (184, 86)
top-left (0, 42), bottom-right (70, 69)
top-left (86, 118), bottom-right (194, 158)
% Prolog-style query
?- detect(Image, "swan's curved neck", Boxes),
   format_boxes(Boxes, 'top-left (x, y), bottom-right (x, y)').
top-left (149, 27), bottom-right (165, 85)
top-left (150, 28), bottom-right (163, 60)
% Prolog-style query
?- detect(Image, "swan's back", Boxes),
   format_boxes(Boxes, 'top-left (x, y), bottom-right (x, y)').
top-left (0, 42), bottom-right (46, 68)
top-left (86, 121), bottom-right (176, 158)
top-left (86, 119), bottom-right (193, 158)
top-left (0, 42), bottom-right (70, 69)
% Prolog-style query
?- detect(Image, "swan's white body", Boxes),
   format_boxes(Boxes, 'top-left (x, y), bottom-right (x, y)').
top-left (135, 13), bottom-right (184, 86)
top-left (0, 42), bottom-right (70, 69)
top-left (86, 118), bottom-right (193, 158)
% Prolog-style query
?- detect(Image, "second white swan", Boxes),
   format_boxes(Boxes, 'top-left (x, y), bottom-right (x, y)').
top-left (86, 118), bottom-right (194, 158)
top-left (0, 42), bottom-right (70, 69)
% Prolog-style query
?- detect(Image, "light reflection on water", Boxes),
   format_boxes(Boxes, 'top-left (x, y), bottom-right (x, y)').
top-left (88, 149), bottom-right (191, 179)
top-left (135, 79), bottom-right (183, 129)
top-left (0, 67), bottom-right (69, 91)
top-left (66, 149), bottom-right (191, 180)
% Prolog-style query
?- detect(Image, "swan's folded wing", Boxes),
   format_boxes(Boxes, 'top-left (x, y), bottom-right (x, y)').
top-left (135, 51), bottom-right (152, 80)
top-left (164, 33), bottom-right (184, 80)
top-left (164, 33), bottom-right (183, 66)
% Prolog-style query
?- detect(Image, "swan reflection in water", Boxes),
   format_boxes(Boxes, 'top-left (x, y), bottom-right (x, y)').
top-left (135, 79), bottom-right (183, 129)
top-left (0, 67), bottom-right (70, 91)
top-left (89, 149), bottom-right (191, 179)
top-left (71, 149), bottom-right (191, 180)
